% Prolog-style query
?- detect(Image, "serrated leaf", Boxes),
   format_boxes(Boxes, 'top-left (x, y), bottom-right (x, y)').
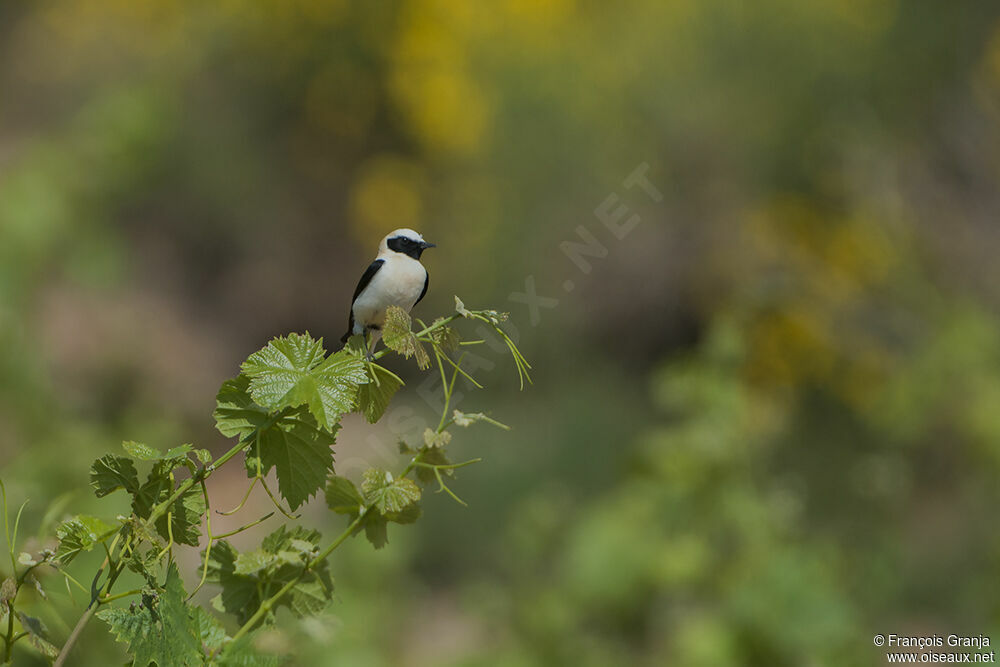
top-left (246, 411), bottom-right (337, 510)
top-left (123, 440), bottom-right (162, 460)
top-left (207, 527), bottom-right (332, 626)
top-left (27, 633), bottom-right (59, 659)
top-left (382, 306), bottom-right (413, 351)
top-left (306, 350), bottom-right (370, 428)
top-left (453, 410), bottom-right (484, 427)
top-left (387, 501), bottom-right (422, 525)
top-left (90, 455), bottom-right (139, 498)
top-left (362, 469), bottom-right (421, 515)
top-left (241, 334), bottom-right (367, 430)
top-left (154, 486), bottom-right (206, 547)
top-left (217, 634), bottom-right (281, 667)
top-left (364, 517), bottom-right (388, 550)
top-left (234, 550), bottom-right (273, 576)
top-left (413, 340), bottom-right (431, 369)
top-left (30, 576), bottom-right (46, 600)
top-left (17, 612), bottom-right (58, 658)
top-left (160, 564), bottom-right (204, 663)
top-left (98, 607), bottom-right (157, 667)
top-left (131, 466), bottom-right (173, 520)
top-left (191, 606), bottom-right (226, 654)
top-left (261, 525), bottom-right (322, 555)
top-left (357, 363), bottom-right (403, 424)
top-left (290, 579), bottom-right (330, 617)
top-left (127, 547), bottom-right (161, 579)
top-left (98, 564), bottom-right (201, 666)
top-left (214, 375), bottom-right (270, 439)
top-left (423, 428), bottom-right (452, 449)
top-left (163, 444), bottom-right (194, 461)
top-left (1, 578), bottom-right (15, 604)
top-left (56, 515), bottom-right (116, 564)
top-left (195, 449), bottom-right (212, 464)
top-left (382, 306), bottom-right (430, 369)
top-left (289, 539), bottom-right (316, 556)
top-left (325, 476), bottom-right (363, 514)
top-left (131, 465), bottom-right (206, 547)
top-left (429, 320), bottom-right (460, 352)
top-left (206, 542), bottom-right (258, 624)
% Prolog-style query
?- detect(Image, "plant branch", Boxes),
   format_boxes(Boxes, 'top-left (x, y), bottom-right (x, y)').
top-left (221, 510), bottom-right (368, 654)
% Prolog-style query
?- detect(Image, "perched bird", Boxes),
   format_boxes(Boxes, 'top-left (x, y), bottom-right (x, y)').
top-left (341, 228), bottom-right (435, 356)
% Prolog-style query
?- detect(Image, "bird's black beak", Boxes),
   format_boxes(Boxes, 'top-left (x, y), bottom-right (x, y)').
top-left (421, 241), bottom-right (436, 249)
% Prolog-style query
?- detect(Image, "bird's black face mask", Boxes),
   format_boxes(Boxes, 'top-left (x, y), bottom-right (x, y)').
top-left (387, 236), bottom-right (435, 260)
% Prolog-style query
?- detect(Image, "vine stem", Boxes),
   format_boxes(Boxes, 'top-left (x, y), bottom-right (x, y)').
top-left (221, 510), bottom-right (368, 654)
top-left (222, 325), bottom-right (477, 652)
top-left (55, 409), bottom-right (291, 666)
top-left (370, 314), bottom-right (460, 362)
top-left (53, 558), bottom-right (124, 667)
top-left (145, 409), bottom-right (288, 527)
top-left (53, 605), bottom-right (96, 667)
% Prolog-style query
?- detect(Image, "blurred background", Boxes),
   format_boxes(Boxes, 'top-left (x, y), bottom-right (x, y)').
top-left (4, 0), bottom-right (1000, 664)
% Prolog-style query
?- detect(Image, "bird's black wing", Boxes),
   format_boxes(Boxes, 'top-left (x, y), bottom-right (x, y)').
top-left (414, 272), bottom-right (429, 307)
top-left (341, 259), bottom-right (384, 344)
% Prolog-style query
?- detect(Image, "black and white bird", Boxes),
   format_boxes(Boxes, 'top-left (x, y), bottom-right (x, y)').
top-left (341, 228), bottom-right (435, 355)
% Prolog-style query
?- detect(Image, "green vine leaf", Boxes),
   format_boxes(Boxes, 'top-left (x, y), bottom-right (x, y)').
top-left (241, 333), bottom-right (368, 430)
top-left (429, 319), bottom-right (461, 352)
top-left (213, 375), bottom-right (270, 439)
top-left (362, 469), bottom-right (421, 515)
top-left (157, 486), bottom-right (206, 547)
top-left (90, 455), bottom-right (139, 498)
top-left (98, 563), bottom-right (201, 666)
top-left (383, 306), bottom-right (430, 369)
top-left (357, 363), bottom-right (403, 424)
top-left (247, 410), bottom-right (338, 511)
top-left (191, 606), bottom-right (226, 655)
top-left (216, 635), bottom-right (280, 667)
top-left (122, 440), bottom-right (162, 461)
top-left (131, 461), bottom-right (206, 547)
top-left (207, 526), bottom-right (333, 625)
top-left (423, 428), bottom-right (452, 449)
top-left (55, 515), bottom-right (116, 564)
top-left (454, 295), bottom-right (471, 317)
top-left (17, 612), bottom-right (58, 659)
top-left (325, 475), bottom-right (363, 515)
top-left (364, 518), bottom-right (388, 549)
top-left (1, 577), bottom-right (15, 604)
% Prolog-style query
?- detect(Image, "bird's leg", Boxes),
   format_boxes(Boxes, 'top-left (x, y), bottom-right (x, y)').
top-left (362, 330), bottom-right (372, 361)
top-left (368, 329), bottom-right (382, 358)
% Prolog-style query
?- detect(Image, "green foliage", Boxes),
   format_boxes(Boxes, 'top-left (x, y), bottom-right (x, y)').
top-left (247, 409), bottom-right (337, 511)
top-left (241, 334), bottom-right (368, 431)
top-left (0, 306), bottom-right (523, 665)
top-left (90, 455), bottom-right (139, 497)
top-left (362, 469), bottom-right (421, 515)
top-left (206, 526), bottom-right (332, 624)
top-left (16, 612), bottom-right (58, 659)
top-left (212, 375), bottom-right (270, 439)
top-left (324, 476), bottom-right (363, 515)
top-left (55, 515), bottom-right (116, 564)
top-left (382, 305), bottom-right (430, 370)
top-left (356, 364), bottom-right (404, 424)
top-left (99, 564), bottom-right (215, 666)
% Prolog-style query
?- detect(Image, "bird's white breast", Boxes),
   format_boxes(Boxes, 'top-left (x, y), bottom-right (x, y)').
top-left (352, 255), bottom-right (427, 330)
